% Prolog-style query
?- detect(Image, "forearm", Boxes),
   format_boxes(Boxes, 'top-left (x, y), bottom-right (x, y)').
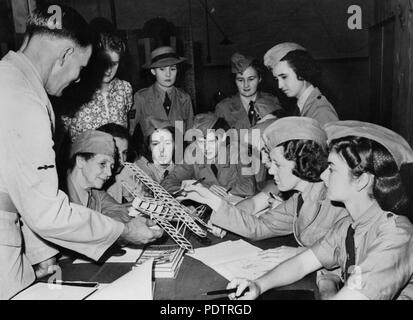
top-left (236, 192), bottom-right (270, 215)
top-left (256, 249), bottom-right (321, 294)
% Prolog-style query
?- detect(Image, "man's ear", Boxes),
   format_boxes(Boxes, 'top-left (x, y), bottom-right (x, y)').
top-left (356, 172), bottom-right (373, 192)
top-left (59, 47), bottom-right (74, 67)
top-left (150, 68), bottom-right (156, 76)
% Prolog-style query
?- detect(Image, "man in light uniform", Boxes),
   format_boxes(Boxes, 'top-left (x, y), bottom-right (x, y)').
top-left (0, 5), bottom-right (162, 299)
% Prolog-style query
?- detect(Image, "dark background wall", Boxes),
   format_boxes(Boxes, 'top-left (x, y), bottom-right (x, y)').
top-left (44, 0), bottom-right (374, 119)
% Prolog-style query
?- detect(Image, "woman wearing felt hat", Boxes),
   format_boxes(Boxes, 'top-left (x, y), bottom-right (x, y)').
top-left (64, 130), bottom-right (131, 223)
top-left (214, 52), bottom-right (285, 130)
top-left (264, 42), bottom-right (339, 126)
top-left (227, 121), bottom-right (413, 300)
top-left (129, 46), bottom-right (194, 139)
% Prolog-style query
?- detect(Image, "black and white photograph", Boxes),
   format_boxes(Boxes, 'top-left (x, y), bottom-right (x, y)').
top-left (0, 0), bottom-right (412, 309)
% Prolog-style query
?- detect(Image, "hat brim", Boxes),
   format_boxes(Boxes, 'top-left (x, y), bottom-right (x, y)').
top-left (143, 57), bottom-right (187, 69)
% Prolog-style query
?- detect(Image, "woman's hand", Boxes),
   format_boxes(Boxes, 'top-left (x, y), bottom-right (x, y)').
top-left (226, 278), bottom-right (261, 300)
top-left (258, 246), bottom-right (303, 264)
top-left (177, 183), bottom-right (222, 210)
top-left (207, 219), bottom-right (227, 238)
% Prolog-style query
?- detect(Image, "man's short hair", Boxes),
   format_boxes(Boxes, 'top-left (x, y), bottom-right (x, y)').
top-left (26, 3), bottom-right (94, 48)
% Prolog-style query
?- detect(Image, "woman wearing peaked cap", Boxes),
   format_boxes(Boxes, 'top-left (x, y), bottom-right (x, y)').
top-left (129, 46), bottom-right (194, 139)
top-left (227, 120), bottom-right (413, 300)
top-left (65, 130), bottom-right (132, 223)
top-left (264, 42), bottom-right (339, 126)
top-left (215, 52), bottom-right (284, 130)
top-left (180, 117), bottom-right (348, 296)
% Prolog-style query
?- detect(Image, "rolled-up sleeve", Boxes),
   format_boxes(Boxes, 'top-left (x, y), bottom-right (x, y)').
top-left (310, 220), bottom-right (345, 270)
top-left (0, 92), bottom-right (124, 261)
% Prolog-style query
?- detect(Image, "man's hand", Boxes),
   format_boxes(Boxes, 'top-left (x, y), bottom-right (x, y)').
top-left (120, 216), bottom-right (163, 245)
top-left (34, 256), bottom-right (58, 279)
top-left (209, 185), bottom-right (229, 198)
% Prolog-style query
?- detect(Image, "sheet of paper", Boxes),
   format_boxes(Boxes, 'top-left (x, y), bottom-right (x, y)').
top-left (86, 258), bottom-right (153, 300)
top-left (188, 240), bottom-right (261, 265)
top-left (187, 240), bottom-right (281, 280)
top-left (12, 283), bottom-right (97, 300)
top-left (73, 247), bottom-right (143, 264)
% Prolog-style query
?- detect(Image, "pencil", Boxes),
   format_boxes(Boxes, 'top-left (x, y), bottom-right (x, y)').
top-left (173, 177), bottom-right (206, 197)
top-left (202, 287), bottom-right (249, 296)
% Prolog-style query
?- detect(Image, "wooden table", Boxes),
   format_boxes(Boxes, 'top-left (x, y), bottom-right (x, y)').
top-left (58, 231), bottom-right (318, 300)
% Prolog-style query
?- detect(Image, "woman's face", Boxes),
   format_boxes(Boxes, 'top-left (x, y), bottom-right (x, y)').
top-left (102, 50), bottom-right (120, 84)
top-left (321, 151), bottom-right (356, 202)
top-left (79, 154), bottom-right (114, 189)
top-left (150, 129), bottom-right (174, 166)
top-left (114, 137), bottom-right (128, 165)
top-left (272, 61), bottom-right (306, 98)
top-left (151, 65), bottom-right (178, 89)
top-left (268, 146), bottom-right (301, 191)
top-left (235, 66), bottom-right (260, 98)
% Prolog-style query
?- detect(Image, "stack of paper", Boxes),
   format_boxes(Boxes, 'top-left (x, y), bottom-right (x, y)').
top-left (136, 244), bottom-right (185, 279)
top-left (187, 240), bottom-right (281, 280)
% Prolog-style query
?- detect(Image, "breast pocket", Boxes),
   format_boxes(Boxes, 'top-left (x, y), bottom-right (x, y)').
top-left (0, 212), bottom-right (22, 247)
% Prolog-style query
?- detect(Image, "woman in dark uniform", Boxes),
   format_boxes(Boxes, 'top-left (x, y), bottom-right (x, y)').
top-left (215, 53), bottom-right (284, 130)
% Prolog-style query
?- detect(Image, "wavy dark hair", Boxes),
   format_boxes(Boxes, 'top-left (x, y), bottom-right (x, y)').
top-left (144, 127), bottom-right (175, 163)
top-left (280, 139), bottom-right (328, 182)
top-left (281, 50), bottom-right (322, 87)
top-left (330, 136), bottom-right (409, 216)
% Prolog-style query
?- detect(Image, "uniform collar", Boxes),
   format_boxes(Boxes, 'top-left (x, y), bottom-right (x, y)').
top-left (351, 202), bottom-right (383, 232)
top-left (301, 181), bottom-right (327, 204)
top-left (152, 83), bottom-right (175, 100)
top-left (3, 51), bottom-right (55, 131)
top-left (297, 84), bottom-right (315, 111)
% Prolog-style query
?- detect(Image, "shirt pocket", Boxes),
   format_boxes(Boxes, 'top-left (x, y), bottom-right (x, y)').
top-left (0, 212), bottom-right (22, 247)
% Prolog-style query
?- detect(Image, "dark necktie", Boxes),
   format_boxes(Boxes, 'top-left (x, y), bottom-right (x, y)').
top-left (343, 225), bottom-right (356, 282)
top-left (163, 92), bottom-right (171, 115)
top-left (296, 193), bottom-right (304, 217)
top-left (211, 164), bottom-right (218, 178)
top-left (248, 101), bottom-right (257, 126)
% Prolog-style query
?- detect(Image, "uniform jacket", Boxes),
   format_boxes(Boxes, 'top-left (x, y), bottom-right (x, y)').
top-left (129, 84), bottom-right (194, 137)
top-left (301, 87), bottom-right (339, 126)
top-left (0, 51), bottom-right (123, 299)
top-left (66, 174), bottom-right (131, 223)
top-left (161, 144), bottom-right (256, 197)
top-left (312, 202), bottom-right (413, 300)
top-left (210, 182), bottom-right (348, 245)
top-left (215, 91), bottom-right (282, 130)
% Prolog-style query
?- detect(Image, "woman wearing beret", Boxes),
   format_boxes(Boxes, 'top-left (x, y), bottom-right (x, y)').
top-left (215, 53), bottom-right (284, 130)
top-left (65, 130), bottom-right (131, 223)
top-left (264, 42), bottom-right (339, 126)
top-left (227, 121), bottom-right (413, 300)
top-left (129, 46), bottom-right (194, 139)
